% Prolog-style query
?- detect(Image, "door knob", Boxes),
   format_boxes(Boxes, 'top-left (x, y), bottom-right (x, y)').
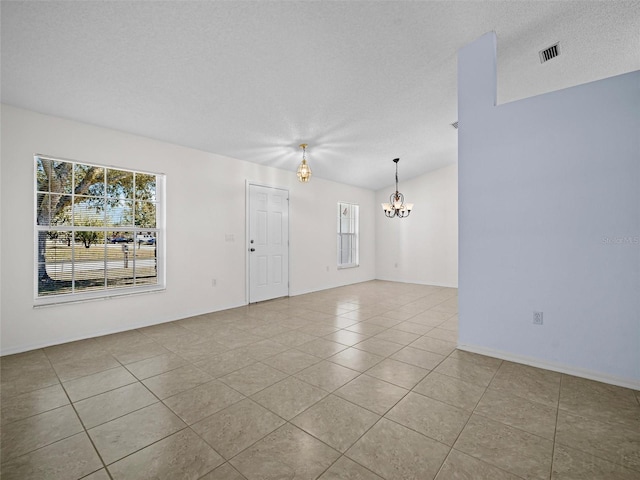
top-left (250, 248), bottom-right (255, 252)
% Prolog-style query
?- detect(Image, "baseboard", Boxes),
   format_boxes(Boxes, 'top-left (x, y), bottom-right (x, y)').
top-left (374, 276), bottom-right (458, 289)
top-left (457, 343), bottom-right (640, 390)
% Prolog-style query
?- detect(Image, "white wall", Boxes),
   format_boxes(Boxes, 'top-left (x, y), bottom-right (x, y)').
top-left (0, 105), bottom-right (376, 354)
top-left (375, 164), bottom-right (458, 287)
top-left (458, 33), bottom-right (640, 387)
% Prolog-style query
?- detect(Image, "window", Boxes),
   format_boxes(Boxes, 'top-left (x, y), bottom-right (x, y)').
top-left (337, 202), bottom-right (359, 268)
top-left (35, 155), bottom-right (164, 304)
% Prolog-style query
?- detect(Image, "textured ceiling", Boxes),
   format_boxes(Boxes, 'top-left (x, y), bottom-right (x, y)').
top-left (2, 1), bottom-right (639, 190)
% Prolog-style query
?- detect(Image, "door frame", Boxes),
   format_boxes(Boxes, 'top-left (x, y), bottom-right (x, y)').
top-left (245, 180), bottom-right (290, 305)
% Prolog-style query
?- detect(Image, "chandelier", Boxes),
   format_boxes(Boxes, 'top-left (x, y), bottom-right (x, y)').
top-left (381, 158), bottom-right (413, 218)
top-left (296, 143), bottom-right (312, 183)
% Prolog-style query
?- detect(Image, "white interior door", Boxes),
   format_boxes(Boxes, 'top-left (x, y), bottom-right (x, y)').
top-left (248, 184), bottom-right (289, 303)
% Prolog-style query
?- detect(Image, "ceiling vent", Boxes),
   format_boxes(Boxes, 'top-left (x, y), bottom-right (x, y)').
top-left (539, 43), bottom-right (560, 63)
top-left (451, 121), bottom-right (459, 129)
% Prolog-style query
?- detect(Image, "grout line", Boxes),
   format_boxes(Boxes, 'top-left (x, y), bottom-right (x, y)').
top-left (42, 348), bottom-right (115, 480)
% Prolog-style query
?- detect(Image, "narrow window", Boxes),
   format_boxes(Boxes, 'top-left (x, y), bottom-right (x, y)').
top-left (337, 202), bottom-right (359, 268)
top-left (35, 155), bottom-right (164, 304)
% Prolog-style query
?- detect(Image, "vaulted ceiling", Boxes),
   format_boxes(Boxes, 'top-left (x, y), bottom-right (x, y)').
top-left (2, 1), bottom-right (639, 190)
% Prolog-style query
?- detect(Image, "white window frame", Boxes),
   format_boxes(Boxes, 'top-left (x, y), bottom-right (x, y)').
top-left (33, 154), bottom-right (165, 306)
top-left (337, 202), bottom-right (359, 269)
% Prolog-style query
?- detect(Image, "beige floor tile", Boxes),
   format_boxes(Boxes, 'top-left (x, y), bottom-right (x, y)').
top-left (95, 330), bottom-right (155, 352)
top-left (82, 469), bottom-right (111, 479)
top-left (335, 374), bottom-right (408, 415)
top-left (559, 374), bottom-right (640, 428)
top-left (163, 380), bottom-right (245, 425)
top-left (110, 341), bottom-right (171, 365)
top-left (124, 352), bottom-right (188, 380)
top-left (300, 338), bottom-right (349, 359)
top-left (346, 418), bottom-right (449, 480)
top-left (88, 402), bottom-right (185, 465)
top-left (318, 456), bottom-right (383, 479)
top-left (192, 399), bottom-right (285, 459)
top-left (218, 362), bottom-right (288, 396)
top-left (410, 335), bottom-right (457, 356)
top-left (0, 432), bottom-right (102, 480)
top-left (324, 330), bottom-right (369, 347)
top-left (142, 364), bottom-right (213, 399)
top-left (262, 349), bottom-right (321, 374)
top-left (215, 331), bottom-right (268, 350)
top-left (44, 338), bottom-right (105, 364)
top-left (551, 443), bottom-right (640, 480)
top-left (0, 405), bottom-right (83, 462)
top-left (295, 361), bottom-right (361, 392)
top-left (167, 339), bottom-right (230, 363)
top-left (248, 323), bottom-right (294, 338)
top-left (270, 330), bottom-right (317, 347)
top-left (200, 463), bottom-right (247, 479)
top-left (475, 389), bottom-right (558, 439)
top-left (447, 349), bottom-right (502, 369)
top-left (435, 449), bottom-right (521, 480)
top-left (391, 346), bottom-right (445, 370)
top-left (434, 356), bottom-right (499, 387)
top-left (374, 329), bottom-right (421, 345)
top-left (328, 348), bottom-right (384, 372)
top-left (438, 317), bottom-right (459, 332)
top-left (409, 310), bottom-right (453, 326)
top-left (424, 327), bottom-right (458, 343)
top-left (353, 337), bottom-right (403, 357)
top-left (195, 349), bottom-right (257, 378)
top-left (137, 321), bottom-right (192, 342)
top-left (107, 429), bottom-right (224, 479)
top-left (413, 372), bottom-right (485, 411)
top-left (251, 377), bottom-right (327, 420)
top-left (235, 339), bottom-right (289, 361)
top-left (392, 321), bottom-right (434, 335)
top-left (153, 330), bottom-right (211, 351)
top-left (339, 310), bottom-right (378, 321)
top-left (363, 316), bottom-right (403, 328)
top-left (387, 392), bottom-right (470, 446)
top-left (344, 322), bottom-right (388, 336)
top-left (292, 395), bottom-right (379, 452)
top-left (454, 414), bottom-right (553, 480)
top-left (230, 424), bottom-right (340, 479)
top-left (555, 410), bottom-right (640, 471)
top-left (62, 366), bottom-right (137, 402)
top-left (365, 358), bottom-right (429, 389)
top-left (1, 384), bottom-right (69, 425)
top-left (0, 362), bottom-right (60, 400)
top-left (278, 316), bottom-right (316, 329)
top-left (379, 310), bottom-right (417, 321)
top-left (50, 353), bottom-right (120, 382)
top-left (296, 323), bottom-right (341, 337)
top-left (489, 361), bottom-right (561, 407)
top-left (10, 282), bottom-right (640, 479)
top-left (75, 382), bottom-right (157, 428)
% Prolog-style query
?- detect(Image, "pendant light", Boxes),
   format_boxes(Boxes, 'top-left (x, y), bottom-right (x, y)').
top-left (381, 158), bottom-right (413, 218)
top-left (297, 143), bottom-right (312, 183)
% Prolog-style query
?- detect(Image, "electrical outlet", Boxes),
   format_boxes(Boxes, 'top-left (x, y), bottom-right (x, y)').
top-left (212, 279), bottom-right (217, 287)
top-left (533, 311), bottom-right (543, 325)
top-left (326, 266), bottom-right (329, 272)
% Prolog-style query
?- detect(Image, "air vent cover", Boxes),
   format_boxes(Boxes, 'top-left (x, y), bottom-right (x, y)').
top-left (539, 43), bottom-right (560, 63)
top-left (451, 121), bottom-right (459, 129)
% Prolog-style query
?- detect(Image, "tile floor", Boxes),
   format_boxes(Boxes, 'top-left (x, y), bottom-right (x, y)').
top-left (1, 281), bottom-right (639, 479)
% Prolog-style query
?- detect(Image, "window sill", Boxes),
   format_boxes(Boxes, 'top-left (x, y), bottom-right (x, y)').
top-left (34, 285), bottom-right (165, 308)
top-left (337, 264), bottom-right (359, 270)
